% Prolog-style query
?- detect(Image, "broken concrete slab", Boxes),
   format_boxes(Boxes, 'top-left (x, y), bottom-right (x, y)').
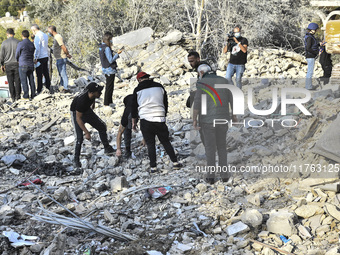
top-left (161, 30), bottom-right (183, 45)
top-left (313, 115), bottom-right (340, 163)
top-left (110, 176), bottom-right (129, 193)
top-left (325, 203), bottom-right (340, 222)
top-left (295, 204), bottom-right (324, 218)
top-left (266, 210), bottom-right (296, 236)
top-left (112, 27), bottom-right (153, 47)
top-left (226, 221), bottom-right (250, 236)
top-left (241, 209), bottom-right (263, 227)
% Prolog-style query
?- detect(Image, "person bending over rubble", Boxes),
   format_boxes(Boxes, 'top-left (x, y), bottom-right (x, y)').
top-left (131, 72), bottom-right (182, 173)
top-left (70, 82), bottom-right (115, 168)
top-left (193, 64), bottom-right (235, 184)
top-left (99, 31), bottom-right (123, 106)
top-left (116, 94), bottom-right (145, 158)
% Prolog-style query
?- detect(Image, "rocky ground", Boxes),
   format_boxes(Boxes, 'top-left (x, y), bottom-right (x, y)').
top-left (1, 28), bottom-right (340, 255)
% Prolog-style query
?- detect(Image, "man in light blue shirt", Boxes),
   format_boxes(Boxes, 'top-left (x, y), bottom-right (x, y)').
top-left (31, 24), bottom-right (51, 94)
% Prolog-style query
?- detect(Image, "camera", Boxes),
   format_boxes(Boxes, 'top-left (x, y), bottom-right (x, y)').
top-left (227, 31), bottom-right (234, 38)
top-left (227, 31), bottom-right (237, 51)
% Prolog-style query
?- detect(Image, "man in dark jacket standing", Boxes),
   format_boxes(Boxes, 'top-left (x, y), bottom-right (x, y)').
top-left (193, 64), bottom-right (234, 184)
top-left (131, 72), bottom-right (182, 173)
top-left (0, 28), bottom-right (20, 101)
top-left (319, 43), bottom-right (332, 85)
top-left (16, 30), bottom-right (36, 100)
top-left (304, 23), bottom-right (320, 90)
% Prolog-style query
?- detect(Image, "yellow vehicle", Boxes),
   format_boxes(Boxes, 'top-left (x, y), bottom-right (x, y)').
top-left (311, 1), bottom-right (340, 78)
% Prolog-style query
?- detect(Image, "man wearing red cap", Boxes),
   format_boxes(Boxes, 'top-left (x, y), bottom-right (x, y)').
top-left (70, 82), bottom-right (114, 168)
top-left (131, 72), bottom-right (182, 173)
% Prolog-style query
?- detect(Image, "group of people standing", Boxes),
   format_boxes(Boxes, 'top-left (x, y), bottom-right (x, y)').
top-left (70, 31), bottom-right (183, 172)
top-left (304, 22), bottom-right (333, 90)
top-left (68, 22), bottom-right (334, 183)
top-left (0, 24), bottom-right (71, 101)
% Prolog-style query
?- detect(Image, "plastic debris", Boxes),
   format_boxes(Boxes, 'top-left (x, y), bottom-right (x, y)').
top-left (2, 231), bottom-right (38, 248)
top-left (147, 186), bottom-right (172, 199)
top-left (280, 235), bottom-right (291, 243)
top-left (17, 176), bottom-right (43, 187)
top-left (1, 154), bottom-right (26, 166)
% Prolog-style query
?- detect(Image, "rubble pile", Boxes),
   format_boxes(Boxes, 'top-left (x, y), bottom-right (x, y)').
top-left (0, 27), bottom-right (340, 254)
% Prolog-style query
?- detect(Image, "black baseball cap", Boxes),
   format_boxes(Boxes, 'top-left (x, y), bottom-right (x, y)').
top-left (86, 82), bottom-right (104, 92)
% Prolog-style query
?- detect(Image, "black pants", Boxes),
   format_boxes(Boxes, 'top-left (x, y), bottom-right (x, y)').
top-left (321, 64), bottom-right (332, 84)
top-left (104, 73), bottom-right (115, 106)
top-left (36, 57), bottom-right (51, 93)
top-left (140, 119), bottom-right (177, 167)
top-left (124, 127), bottom-right (132, 152)
top-left (201, 123), bottom-right (229, 179)
top-left (5, 64), bottom-right (21, 100)
top-left (71, 110), bottom-right (110, 158)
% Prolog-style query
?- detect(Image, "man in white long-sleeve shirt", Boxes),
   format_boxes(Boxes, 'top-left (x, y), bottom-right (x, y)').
top-left (131, 72), bottom-right (182, 173)
top-left (31, 24), bottom-right (51, 94)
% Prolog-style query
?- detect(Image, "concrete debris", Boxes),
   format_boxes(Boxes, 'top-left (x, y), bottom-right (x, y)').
top-left (266, 210), bottom-right (296, 236)
top-left (313, 114), bottom-right (340, 162)
top-left (0, 26), bottom-right (340, 254)
top-left (226, 221), bottom-right (250, 236)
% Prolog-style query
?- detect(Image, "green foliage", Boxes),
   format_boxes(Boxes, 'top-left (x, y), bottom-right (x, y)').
top-left (0, 0), bottom-right (27, 17)
top-left (0, 24), bottom-right (7, 42)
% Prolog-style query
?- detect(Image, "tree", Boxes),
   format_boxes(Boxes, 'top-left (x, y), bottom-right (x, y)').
top-left (0, 0), bottom-right (27, 17)
top-left (26, 0), bottom-right (312, 75)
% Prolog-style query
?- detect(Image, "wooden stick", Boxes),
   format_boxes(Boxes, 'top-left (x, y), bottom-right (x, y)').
top-left (249, 239), bottom-right (296, 255)
top-left (40, 116), bottom-right (61, 132)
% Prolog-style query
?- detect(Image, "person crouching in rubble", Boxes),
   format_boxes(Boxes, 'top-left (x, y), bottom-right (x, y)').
top-left (116, 94), bottom-right (145, 159)
top-left (70, 82), bottom-right (115, 168)
top-left (131, 72), bottom-right (182, 173)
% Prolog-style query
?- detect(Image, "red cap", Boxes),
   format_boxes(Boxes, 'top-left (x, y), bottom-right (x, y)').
top-left (137, 72), bottom-right (150, 80)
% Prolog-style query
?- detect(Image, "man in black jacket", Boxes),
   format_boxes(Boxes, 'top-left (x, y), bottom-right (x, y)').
top-left (319, 43), bottom-right (332, 85)
top-left (0, 28), bottom-right (21, 101)
top-left (304, 23), bottom-right (320, 90)
top-left (70, 82), bottom-right (114, 168)
top-left (132, 72), bottom-right (182, 173)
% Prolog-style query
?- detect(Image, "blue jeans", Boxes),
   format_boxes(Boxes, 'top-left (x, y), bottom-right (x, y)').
top-left (56, 58), bottom-right (68, 89)
top-left (305, 58), bottom-right (315, 89)
top-left (18, 65), bottom-right (35, 99)
top-left (225, 63), bottom-right (245, 89)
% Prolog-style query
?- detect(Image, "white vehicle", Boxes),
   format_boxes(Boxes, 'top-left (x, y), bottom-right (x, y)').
top-left (0, 76), bottom-right (9, 98)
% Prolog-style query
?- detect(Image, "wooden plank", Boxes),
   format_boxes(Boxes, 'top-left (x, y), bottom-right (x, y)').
top-left (311, 1), bottom-right (340, 7)
top-left (40, 116), bottom-right (61, 132)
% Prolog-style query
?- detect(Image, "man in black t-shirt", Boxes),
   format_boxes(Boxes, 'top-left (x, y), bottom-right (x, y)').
top-left (70, 82), bottom-right (114, 168)
top-left (223, 25), bottom-right (248, 89)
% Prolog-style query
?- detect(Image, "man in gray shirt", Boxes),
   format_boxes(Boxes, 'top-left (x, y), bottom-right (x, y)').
top-left (0, 28), bottom-right (21, 101)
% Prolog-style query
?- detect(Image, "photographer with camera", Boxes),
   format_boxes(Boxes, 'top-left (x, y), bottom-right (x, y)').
top-left (223, 25), bottom-right (248, 89)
